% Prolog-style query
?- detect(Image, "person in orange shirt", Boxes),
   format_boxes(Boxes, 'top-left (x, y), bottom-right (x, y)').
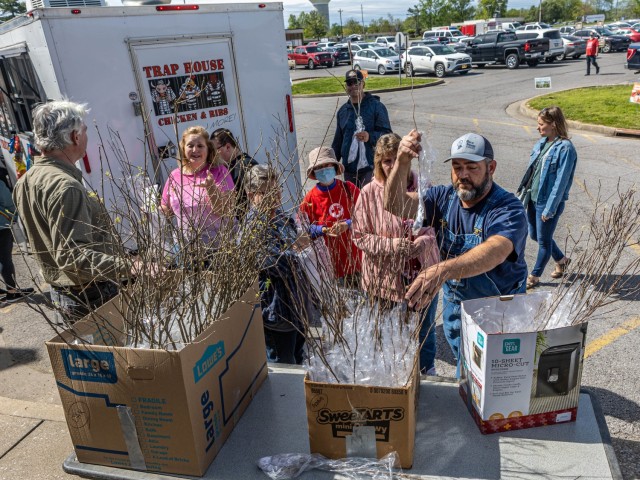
top-left (585, 32), bottom-right (600, 76)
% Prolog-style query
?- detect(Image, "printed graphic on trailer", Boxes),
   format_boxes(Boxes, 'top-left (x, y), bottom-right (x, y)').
top-left (133, 39), bottom-right (242, 146)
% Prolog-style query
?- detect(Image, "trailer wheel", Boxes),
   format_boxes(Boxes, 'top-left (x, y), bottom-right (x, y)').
top-left (527, 59), bottom-right (539, 67)
top-left (506, 53), bottom-right (520, 69)
top-left (308, 59), bottom-right (315, 69)
top-left (602, 42), bottom-right (611, 53)
top-left (434, 63), bottom-right (446, 78)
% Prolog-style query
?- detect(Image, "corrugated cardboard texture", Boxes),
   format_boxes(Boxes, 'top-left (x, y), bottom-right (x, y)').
top-left (46, 286), bottom-right (267, 476)
top-left (304, 366), bottom-right (418, 468)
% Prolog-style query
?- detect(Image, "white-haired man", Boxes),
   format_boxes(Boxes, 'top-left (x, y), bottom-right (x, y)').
top-left (13, 100), bottom-right (134, 323)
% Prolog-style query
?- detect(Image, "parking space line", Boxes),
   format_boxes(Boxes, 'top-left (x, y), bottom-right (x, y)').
top-left (584, 317), bottom-right (640, 359)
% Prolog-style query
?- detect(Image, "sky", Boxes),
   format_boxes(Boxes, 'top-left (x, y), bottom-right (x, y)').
top-left (276, 0), bottom-right (540, 24)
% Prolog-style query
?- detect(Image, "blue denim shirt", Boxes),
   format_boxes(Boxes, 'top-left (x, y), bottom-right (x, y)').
top-left (331, 93), bottom-right (392, 174)
top-left (529, 137), bottom-right (577, 218)
top-left (0, 180), bottom-right (16, 230)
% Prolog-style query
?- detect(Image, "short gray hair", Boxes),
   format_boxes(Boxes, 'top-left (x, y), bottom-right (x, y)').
top-left (244, 164), bottom-right (277, 194)
top-left (32, 100), bottom-right (88, 151)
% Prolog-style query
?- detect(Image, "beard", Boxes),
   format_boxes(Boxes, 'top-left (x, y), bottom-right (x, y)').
top-left (453, 170), bottom-right (491, 202)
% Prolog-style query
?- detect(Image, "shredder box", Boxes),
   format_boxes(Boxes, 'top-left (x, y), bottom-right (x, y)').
top-left (304, 363), bottom-right (419, 468)
top-left (459, 291), bottom-right (588, 434)
top-left (46, 286), bottom-right (267, 476)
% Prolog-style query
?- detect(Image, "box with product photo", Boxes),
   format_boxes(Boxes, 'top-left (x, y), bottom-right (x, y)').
top-left (304, 364), bottom-right (419, 468)
top-left (45, 286), bottom-right (267, 477)
top-left (459, 291), bottom-right (588, 434)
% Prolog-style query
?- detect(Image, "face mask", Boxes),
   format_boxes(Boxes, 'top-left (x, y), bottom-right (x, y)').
top-left (315, 166), bottom-right (336, 184)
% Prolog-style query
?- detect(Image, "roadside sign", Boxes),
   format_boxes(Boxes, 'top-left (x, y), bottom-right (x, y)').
top-left (395, 32), bottom-right (408, 50)
top-left (630, 83), bottom-right (640, 104)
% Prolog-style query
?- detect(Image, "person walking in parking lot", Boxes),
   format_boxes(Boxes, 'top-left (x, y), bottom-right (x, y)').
top-left (586, 32), bottom-right (600, 75)
top-left (331, 69), bottom-right (392, 188)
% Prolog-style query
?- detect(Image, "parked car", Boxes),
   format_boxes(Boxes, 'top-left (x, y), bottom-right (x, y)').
top-left (632, 23), bottom-right (640, 31)
top-left (347, 34), bottom-right (363, 42)
top-left (316, 41), bottom-right (337, 49)
top-left (626, 43), bottom-right (640, 70)
top-left (375, 36), bottom-right (397, 50)
top-left (411, 38), bottom-right (440, 46)
top-left (288, 45), bottom-right (334, 69)
top-left (401, 44), bottom-right (472, 77)
top-left (423, 29), bottom-right (469, 42)
top-left (516, 22), bottom-right (551, 31)
top-left (573, 28), bottom-right (631, 52)
top-left (465, 31), bottom-right (548, 68)
top-left (321, 46), bottom-right (351, 66)
top-left (516, 29), bottom-right (564, 62)
top-left (559, 26), bottom-right (576, 35)
top-left (614, 29), bottom-right (640, 43)
top-left (352, 47), bottom-right (400, 75)
top-left (560, 35), bottom-right (586, 60)
top-left (605, 22), bottom-right (631, 31)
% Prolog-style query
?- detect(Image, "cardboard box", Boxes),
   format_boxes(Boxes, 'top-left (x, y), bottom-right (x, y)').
top-left (304, 364), bottom-right (419, 468)
top-left (46, 287), bottom-right (267, 476)
top-left (459, 291), bottom-right (588, 434)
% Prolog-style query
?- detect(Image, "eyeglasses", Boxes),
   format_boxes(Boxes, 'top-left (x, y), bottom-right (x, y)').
top-left (345, 79), bottom-right (361, 87)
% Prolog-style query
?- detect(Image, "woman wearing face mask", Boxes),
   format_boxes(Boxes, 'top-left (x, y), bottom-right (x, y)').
top-left (299, 146), bottom-right (362, 283)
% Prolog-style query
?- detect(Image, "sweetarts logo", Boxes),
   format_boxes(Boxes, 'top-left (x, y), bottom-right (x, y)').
top-left (62, 349), bottom-right (117, 383)
top-left (193, 342), bottom-right (225, 384)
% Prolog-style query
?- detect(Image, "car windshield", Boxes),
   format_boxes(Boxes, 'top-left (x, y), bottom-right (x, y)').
top-left (384, 37), bottom-right (395, 42)
top-left (429, 45), bottom-right (456, 54)
top-left (450, 30), bottom-right (463, 37)
top-left (601, 28), bottom-right (614, 35)
top-left (305, 47), bottom-right (320, 53)
top-left (374, 48), bottom-right (396, 57)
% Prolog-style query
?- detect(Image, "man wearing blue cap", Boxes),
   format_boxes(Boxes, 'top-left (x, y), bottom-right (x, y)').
top-left (384, 130), bottom-right (528, 366)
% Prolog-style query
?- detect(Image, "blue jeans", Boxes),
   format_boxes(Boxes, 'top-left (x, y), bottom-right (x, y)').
top-left (418, 292), bottom-right (439, 373)
top-left (527, 200), bottom-right (566, 277)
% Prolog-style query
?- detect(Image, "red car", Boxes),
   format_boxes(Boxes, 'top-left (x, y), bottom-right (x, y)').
top-left (288, 46), bottom-right (334, 69)
top-left (619, 28), bottom-right (640, 43)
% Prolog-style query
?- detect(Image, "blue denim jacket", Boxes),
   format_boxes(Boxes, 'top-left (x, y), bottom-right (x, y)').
top-left (331, 93), bottom-right (392, 174)
top-left (529, 137), bottom-right (577, 218)
top-left (0, 180), bottom-right (16, 230)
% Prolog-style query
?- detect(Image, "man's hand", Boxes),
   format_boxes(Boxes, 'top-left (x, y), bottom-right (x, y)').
top-left (355, 131), bottom-right (370, 143)
top-left (397, 130), bottom-right (422, 166)
top-left (405, 263), bottom-right (449, 309)
top-left (327, 221), bottom-right (349, 236)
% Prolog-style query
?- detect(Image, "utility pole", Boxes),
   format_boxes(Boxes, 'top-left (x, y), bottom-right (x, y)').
top-left (361, 4), bottom-right (365, 36)
top-left (338, 8), bottom-right (343, 39)
top-left (538, 0), bottom-right (542, 23)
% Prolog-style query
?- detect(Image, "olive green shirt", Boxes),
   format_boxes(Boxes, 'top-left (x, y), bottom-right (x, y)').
top-left (13, 156), bottom-right (129, 287)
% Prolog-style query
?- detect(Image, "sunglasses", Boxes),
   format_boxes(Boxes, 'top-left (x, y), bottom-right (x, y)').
top-left (345, 79), bottom-right (361, 87)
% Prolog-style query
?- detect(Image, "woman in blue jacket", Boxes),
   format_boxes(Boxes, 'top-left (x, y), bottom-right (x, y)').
top-left (525, 106), bottom-right (577, 289)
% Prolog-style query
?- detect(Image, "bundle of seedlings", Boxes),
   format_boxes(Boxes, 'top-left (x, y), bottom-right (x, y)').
top-left (20, 119), bottom-right (300, 351)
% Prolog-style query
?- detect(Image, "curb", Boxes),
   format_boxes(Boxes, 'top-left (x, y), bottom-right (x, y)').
top-left (292, 79), bottom-right (444, 98)
top-left (516, 89), bottom-right (640, 139)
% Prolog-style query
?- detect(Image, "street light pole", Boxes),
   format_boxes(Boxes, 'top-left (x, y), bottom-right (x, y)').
top-left (361, 4), bottom-right (365, 36)
top-left (338, 8), bottom-right (343, 39)
top-left (538, 0), bottom-right (542, 23)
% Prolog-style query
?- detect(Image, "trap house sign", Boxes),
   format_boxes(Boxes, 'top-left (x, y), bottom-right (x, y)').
top-left (131, 37), bottom-right (242, 148)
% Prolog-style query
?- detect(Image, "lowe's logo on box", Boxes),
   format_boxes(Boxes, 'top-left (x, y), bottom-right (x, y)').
top-left (502, 339), bottom-right (521, 354)
top-left (193, 342), bottom-right (225, 384)
top-left (62, 349), bottom-right (117, 383)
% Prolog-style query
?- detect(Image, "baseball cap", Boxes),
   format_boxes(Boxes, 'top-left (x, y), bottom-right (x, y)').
top-left (445, 133), bottom-right (494, 162)
top-left (345, 69), bottom-right (364, 82)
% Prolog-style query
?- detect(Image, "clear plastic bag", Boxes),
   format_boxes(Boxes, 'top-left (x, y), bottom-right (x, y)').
top-left (257, 452), bottom-right (399, 479)
top-left (413, 131), bottom-right (436, 235)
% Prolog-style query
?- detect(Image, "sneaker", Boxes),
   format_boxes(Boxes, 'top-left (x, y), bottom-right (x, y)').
top-left (425, 367), bottom-right (437, 376)
top-left (3, 288), bottom-right (35, 303)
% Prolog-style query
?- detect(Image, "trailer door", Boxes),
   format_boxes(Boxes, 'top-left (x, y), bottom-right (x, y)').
top-left (128, 35), bottom-right (245, 181)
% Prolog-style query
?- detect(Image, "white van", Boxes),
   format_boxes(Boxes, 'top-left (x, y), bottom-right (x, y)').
top-left (516, 29), bottom-right (564, 62)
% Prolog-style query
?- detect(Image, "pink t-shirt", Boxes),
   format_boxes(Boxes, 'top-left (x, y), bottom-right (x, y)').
top-left (161, 164), bottom-right (235, 245)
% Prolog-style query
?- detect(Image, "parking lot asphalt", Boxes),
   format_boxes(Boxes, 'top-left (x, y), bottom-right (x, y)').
top-left (1, 50), bottom-right (639, 478)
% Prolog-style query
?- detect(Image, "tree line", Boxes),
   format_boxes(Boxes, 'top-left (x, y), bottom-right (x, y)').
top-left (288, 0), bottom-right (640, 39)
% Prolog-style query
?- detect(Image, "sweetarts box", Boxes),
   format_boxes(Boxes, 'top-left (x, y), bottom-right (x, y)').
top-left (459, 291), bottom-right (588, 434)
top-left (46, 287), bottom-right (267, 476)
top-left (304, 363), bottom-right (419, 468)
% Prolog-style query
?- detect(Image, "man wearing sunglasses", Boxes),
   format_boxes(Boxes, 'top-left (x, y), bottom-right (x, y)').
top-left (331, 70), bottom-right (392, 189)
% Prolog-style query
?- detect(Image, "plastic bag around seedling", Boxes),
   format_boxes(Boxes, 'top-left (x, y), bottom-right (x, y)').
top-left (413, 131), bottom-right (436, 235)
top-left (257, 451), bottom-right (399, 479)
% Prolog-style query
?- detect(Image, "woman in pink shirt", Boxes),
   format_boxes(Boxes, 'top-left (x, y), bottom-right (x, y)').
top-left (161, 126), bottom-right (235, 251)
top-left (352, 133), bottom-right (440, 375)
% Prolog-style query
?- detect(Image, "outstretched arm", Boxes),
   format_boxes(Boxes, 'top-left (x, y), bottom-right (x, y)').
top-left (384, 130), bottom-right (421, 219)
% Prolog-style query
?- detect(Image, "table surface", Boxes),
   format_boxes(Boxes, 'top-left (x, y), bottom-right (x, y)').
top-left (63, 366), bottom-right (620, 480)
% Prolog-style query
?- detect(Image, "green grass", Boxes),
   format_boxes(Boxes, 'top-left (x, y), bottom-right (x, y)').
top-left (528, 85), bottom-right (640, 130)
top-left (292, 76), bottom-right (437, 95)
